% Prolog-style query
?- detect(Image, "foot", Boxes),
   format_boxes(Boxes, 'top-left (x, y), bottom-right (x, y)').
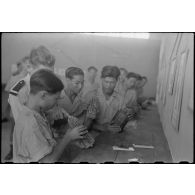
top-left (4, 150), bottom-right (13, 161)
top-left (2, 118), bottom-right (8, 123)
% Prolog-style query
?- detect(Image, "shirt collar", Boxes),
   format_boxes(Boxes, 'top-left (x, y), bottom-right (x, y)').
top-left (64, 85), bottom-right (82, 103)
top-left (98, 85), bottom-right (119, 100)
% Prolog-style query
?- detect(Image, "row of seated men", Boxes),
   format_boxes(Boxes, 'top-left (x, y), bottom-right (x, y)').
top-left (3, 45), bottom-right (153, 163)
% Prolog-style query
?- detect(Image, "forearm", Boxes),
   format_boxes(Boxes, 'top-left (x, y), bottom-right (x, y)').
top-left (39, 133), bottom-right (72, 163)
top-left (83, 118), bottom-right (93, 130)
top-left (91, 123), bottom-right (106, 132)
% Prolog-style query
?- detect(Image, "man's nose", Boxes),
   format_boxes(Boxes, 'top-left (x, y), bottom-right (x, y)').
top-left (78, 83), bottom-right (82, 89)
top-left (107, 83), bottom-right (112, 88)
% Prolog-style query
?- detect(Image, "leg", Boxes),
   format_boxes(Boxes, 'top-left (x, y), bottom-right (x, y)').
top-left (2, 92), bottom-right (10, 122)
top-left (4, 117), bottom-right (15, 161)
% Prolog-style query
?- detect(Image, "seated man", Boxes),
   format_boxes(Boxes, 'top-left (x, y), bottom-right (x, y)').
top-left (49, 67), bottom-right (99, 149)
top-left (122, 72), bottom-right (138, 108)
top-left (90, 66), bottom-right (128, 133)
top-left (135, 75), bottom-right (150, 109)
top-left (115, 67), bottom-right (128, 95)
top-left (122, 72), bottom-right (141, 118)
top-left (82, 66), bottom-right (99, 95)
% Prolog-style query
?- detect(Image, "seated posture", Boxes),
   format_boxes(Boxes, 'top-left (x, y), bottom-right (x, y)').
top-left (135, 75), bottom-right (150, 109)
top-left (115, 67), bottom-right (128, 95)
top-left (6, 45), bottom-right (55, 161)
top-left (13, 69), bottom-right (87, 163)
top-left (90, 65), bottom-right (129, 133)
top-left (48, 67), bottom-right (99, 148)
top-left (82, 66), bottom-right (99, 95)
top-left (122, 72), bottom-right (138, 107)
top-left (122, 72), bottom-right (141, 117)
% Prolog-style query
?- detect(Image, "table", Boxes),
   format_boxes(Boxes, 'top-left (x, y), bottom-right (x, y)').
top-left (61, 105), bottom-right (172, 163)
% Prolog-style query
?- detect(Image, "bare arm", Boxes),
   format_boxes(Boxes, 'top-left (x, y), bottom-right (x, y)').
top-left (92, 123), bottom-right (121, 133)
top-left (39, 126), bottom-right (87, 163)
top-left (83, 118), bottom-right (94, 130)
top-left (92, 123), bottom-right (106, 132)
top-left (39, 134), bottom-right (71, 163)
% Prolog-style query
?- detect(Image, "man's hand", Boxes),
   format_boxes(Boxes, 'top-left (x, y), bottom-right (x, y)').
top-left (50, 107), bottom-right (68, 121)
top-left (66, 125), bottom-right (88, 141)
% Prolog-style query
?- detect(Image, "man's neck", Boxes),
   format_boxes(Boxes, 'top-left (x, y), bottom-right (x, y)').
top-left (65, 86), bottom-right (77, 103)
top-left (27, 95), bottom-right (41, 114)
top-left (102, 88), bottom-right (113, 101)
top-left (88, 77), bottom-right (95, 84)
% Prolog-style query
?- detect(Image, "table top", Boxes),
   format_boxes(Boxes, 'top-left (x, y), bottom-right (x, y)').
top-left (62, 105), bottom-right (172, 163)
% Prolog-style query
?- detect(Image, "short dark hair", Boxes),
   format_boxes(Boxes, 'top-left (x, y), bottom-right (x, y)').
top-left (126, 72), bottom-right (138, 79)
top-left (142, 76), bottom-right (148, 80)
top-left (131, 73), bottom-right (142, 80)
top-left (30, 46), bottom-right (55, 68)
top-left (119, 68), bottom-right (128, 74)
top-left (88, 66), bottom-right (98, 72)
top-left (101, 66), bottom-right (120, 80)
top-left (136, 75), bottom-right (143, 80)
top-left (65, 67), bottom-right (84, 79)
top-left (30, 69), bottom-right (64, 95)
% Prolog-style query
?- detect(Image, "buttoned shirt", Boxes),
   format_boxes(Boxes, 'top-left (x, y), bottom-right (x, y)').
top-left (92, 87), bottom-right (124, 125)
top-left (13, 105), bottom-right (56, 163)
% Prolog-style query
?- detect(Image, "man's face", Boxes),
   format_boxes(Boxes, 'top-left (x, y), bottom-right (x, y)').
top-left (88, 69), bottom-right (97, 80)
top-left (119, 70), bottom-right (127, 81)
top-left (126, 77), bottom-right (136, 89)
top-left (67, 75), bottom-right (84, 94)
top-left (136, 79), bottom-right (142, 88)
top-left (101, 77), bottom-right (117, 95)
top-left (39, 91), bottom-right (61, 111)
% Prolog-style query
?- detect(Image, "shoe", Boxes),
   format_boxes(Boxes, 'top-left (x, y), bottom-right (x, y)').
top-left (2, 118), bottom-right (8, 123)
top-left (4, 149), bottom-right (13, 161)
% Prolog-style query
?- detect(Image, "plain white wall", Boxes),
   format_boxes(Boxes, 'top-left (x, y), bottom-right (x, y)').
top-left (1, 33), bottom-right (161, 97)
top-left (157, 33), bottom-right (194, 162)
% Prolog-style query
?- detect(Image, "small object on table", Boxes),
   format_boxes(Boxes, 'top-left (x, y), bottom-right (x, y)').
top-left (128, 158), bottom-right (140, 162)
top-left (132, 144), bottom-right (154, 149)
top-left (112, 146), bottom-right (135, 151)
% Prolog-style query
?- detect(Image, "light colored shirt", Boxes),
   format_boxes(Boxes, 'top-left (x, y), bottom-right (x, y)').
top-left (136, 87), bottom-right (144, 98)
top-left (122, 88), bottom-right (137, 108)
top-left (5, 73), bottom-right (27, 92)
top-left (115, 80), bottom-right (126, 96)
top-left (8, 74), bottom-right (30, 121)
top-left (13, 105), bottom-right (56, 163)
top-left (82, 80), bottom-right (99, 95)
top-left (92, 87), bottom-right (124, 125)
top-left (57, 86), bottom-right (99, 120)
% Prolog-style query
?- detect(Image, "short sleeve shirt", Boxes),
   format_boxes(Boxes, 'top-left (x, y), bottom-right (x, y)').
top-left (56, 86), bottom-right (99, 120)
top-left (122, 89), bottom-right (137, 108)
top-left (93, 87), bottom-right (124, 125)
top-left (13, 106), bottom-right (56, 163)
top-left (82, 80), bottom-right (100, 95)
top-left (8, 74), bottom-right (30, 121)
